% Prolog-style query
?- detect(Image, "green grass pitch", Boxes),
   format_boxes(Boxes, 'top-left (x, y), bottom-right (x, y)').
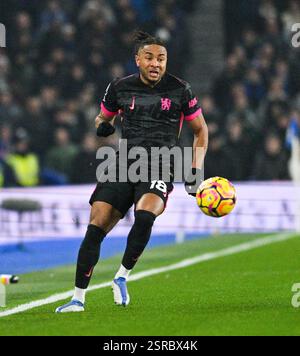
top-left (0, 233), bottom-right (300, 336)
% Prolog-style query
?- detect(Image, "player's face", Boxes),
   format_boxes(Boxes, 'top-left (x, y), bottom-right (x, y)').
top-left (136, 45), bottom-right (167, 85)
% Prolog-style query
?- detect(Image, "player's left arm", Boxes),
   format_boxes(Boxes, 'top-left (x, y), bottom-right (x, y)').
top-left (189, 113), bottom-right (208, 170)
top-left (181, 84), bottom-right (208, 195)
top-left (184, 113), bottom-right (208, 196)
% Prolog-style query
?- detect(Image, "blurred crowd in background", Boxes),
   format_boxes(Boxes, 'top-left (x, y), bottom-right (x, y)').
top-left (205, 0), bottom-right (300, 181)
top-left (0, 0), bottom-right (299, 187)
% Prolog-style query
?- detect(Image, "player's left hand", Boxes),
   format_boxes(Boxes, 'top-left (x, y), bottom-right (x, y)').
top-left (184, 168), bottom-right (203, 197)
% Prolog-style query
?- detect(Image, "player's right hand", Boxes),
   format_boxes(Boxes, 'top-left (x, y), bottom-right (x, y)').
top-left (96, 122), bottom-right (116, 137)
top-left (95, 115), bottom-right (102, 129)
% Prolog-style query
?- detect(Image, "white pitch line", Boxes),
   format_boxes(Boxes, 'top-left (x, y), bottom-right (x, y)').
top-left (0, 232), bottom-right (298, 319)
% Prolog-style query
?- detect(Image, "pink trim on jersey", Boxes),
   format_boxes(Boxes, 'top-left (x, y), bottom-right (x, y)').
top-left (179, 112), bottom-right (185, 133)
top-left (101, 102), bottom-right (118, 118)
top-left (185, 108), bottom-right (202, 121)
top-left (164, 184), bottom-right (174, 210)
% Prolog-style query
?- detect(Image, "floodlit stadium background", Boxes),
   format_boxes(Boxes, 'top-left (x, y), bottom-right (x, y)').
top-left (0, 0), bottom-right (300, 274)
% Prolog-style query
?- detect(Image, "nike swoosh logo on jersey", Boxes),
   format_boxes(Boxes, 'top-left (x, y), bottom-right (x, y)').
top-left (129, 96), bottom-right (135, 110)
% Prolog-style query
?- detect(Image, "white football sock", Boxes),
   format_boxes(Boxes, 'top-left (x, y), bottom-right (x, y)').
top-left (115, 264), bottom-right (131, 280)
top-left (72, 287), bottom-right (86, 304)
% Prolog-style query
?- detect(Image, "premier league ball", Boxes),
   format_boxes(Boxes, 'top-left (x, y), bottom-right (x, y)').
top-left (196, 177), bottom-right (237, 218)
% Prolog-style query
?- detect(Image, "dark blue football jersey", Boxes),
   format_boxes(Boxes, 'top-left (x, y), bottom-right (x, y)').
top-left (101, 72), bottom-right (202, 150)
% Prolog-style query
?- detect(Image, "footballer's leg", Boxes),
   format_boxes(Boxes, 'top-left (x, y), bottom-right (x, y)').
top-left (55, 202), bottom-right (122, 313)
top-left (112, 190), bottom-right (167, 306)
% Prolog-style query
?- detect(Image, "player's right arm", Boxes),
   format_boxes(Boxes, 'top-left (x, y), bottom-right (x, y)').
top-left (95, 111), bottom-right (116, 138)
top-left (95, 81), bottom-right (120, 137)
top-left (95, 111), bottom-right (115, 128)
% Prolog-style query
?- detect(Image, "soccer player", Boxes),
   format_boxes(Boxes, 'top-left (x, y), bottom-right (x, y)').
top-left (56, 31), bottom-right (208, 313)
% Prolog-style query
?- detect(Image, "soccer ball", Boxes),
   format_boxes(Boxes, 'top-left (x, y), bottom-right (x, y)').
top-left (196, 177), bottom-right (236, 218)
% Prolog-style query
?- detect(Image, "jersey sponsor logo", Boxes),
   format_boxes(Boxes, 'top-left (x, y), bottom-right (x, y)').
top-left (188, 97), bottom-right (198, 108)
top-left (129, 96), bottom-right (135, 110)
top-left (161, 98), bottom-right (172, 111)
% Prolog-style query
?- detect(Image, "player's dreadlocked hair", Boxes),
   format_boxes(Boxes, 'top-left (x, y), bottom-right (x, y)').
top-left (133, 30), bottom-right (166, 54)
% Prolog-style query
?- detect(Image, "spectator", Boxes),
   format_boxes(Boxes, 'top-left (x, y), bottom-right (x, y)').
top-left (53, 104), bottom-right (86, 143)
top-left (0, 1), bottom-right (296, 185)
top-left (0, 92), bottom-right (23, 127)
top-left (258, 0), bottom-right (278, 23)
top-left (244, 67), bottom-right (266, 109)
top-left (213, 54), bottom-right (245, 113)
top-left (40, 86), bottom-right (60, 118)
top-left (45, 127), bottom-right (78, 182)
top-left (225, 118), bottom-right (251, 180)
top-left (259, 78), bottom-right (290, 132)
top-left (0, 125), bottom-right (16, 187)
top-left (17, 97), bottom-right (51, 161)
top-left (0, 123), bottom-right (11, 155)
top-left (252, 132), bottom-right (290, 180)
top-left (77, 84), bottom-right (99, 132)
top-left (79, 0), bottom-right (115, 26)
top-left (204, 132), bottom-right (236, 180)
top-left (0, 51), bottom-right (11, 93)
top-left (274, 59), bottom-right (290, 95)
top-left (64, 64), bottom-right (86, 99)
top-left (240, 28), bottom-right (259, 60)
top-left (287, 110), bottom-right (300, 182)
top-left (0, 157), bottom-right (16, 187)
top-left (39, 0), bottom-right (68, 33)
top-left (282, 0), bottom-right (300, 41)
top-left (71, 133), bottom-right (99, 184)
top-left (229, 84), bottom-right (260, 131)
top-left (5, 129), bottom-right (40, 187)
